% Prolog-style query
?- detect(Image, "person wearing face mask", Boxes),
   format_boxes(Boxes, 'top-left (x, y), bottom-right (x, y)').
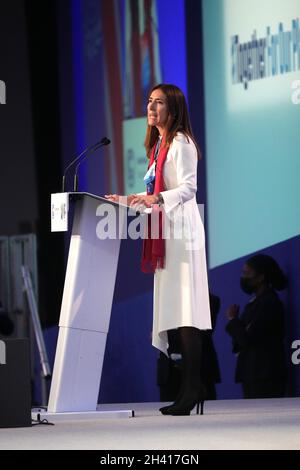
top-left (225, 254), bottom-right (287, 399)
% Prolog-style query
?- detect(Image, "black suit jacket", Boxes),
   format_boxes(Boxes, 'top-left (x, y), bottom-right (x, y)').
top-left (226, 288), bottom-right (286, 383)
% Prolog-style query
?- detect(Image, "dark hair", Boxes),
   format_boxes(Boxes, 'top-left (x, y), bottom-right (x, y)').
top-left (144, 83), bottom-right (200, 159)
top-left (246, 254), bottom-right (287, 291)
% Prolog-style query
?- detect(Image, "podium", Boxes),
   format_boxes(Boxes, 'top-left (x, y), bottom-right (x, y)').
top-left (32, 193), bottom-right (134, 421)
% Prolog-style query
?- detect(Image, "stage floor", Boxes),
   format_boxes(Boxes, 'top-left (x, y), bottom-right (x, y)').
top-left (1, 398), bottom-right (300, 450)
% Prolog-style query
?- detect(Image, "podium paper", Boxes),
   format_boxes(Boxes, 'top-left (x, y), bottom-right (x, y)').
top-left (51, 193), bottom-right (69, 232)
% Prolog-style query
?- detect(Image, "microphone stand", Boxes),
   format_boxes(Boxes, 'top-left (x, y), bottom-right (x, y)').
top-left (62, 137), bottom-right (109, 192)
top-left (73, 138), bottom-right (110, 191)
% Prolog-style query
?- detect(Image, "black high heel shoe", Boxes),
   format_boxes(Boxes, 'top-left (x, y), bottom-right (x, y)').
top-left (167, 398), bottom-right (205, 416)
top-left (164, 384), bottom-right (206, 416)
top-left (159, 404), bottom-right (173, 414)
top-left (159, 393), bottom-right (183, 414)
top-left (159, 383), bottom-right (185, 415)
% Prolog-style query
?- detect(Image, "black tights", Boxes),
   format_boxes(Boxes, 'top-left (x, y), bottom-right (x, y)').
top-left (175, 326), bottom-right (205, 403)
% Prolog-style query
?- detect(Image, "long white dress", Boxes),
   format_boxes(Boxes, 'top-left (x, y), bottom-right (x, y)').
top-left (152, 133), bottom-right (212, 356)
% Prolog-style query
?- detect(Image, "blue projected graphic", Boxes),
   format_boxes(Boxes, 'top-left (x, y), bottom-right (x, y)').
top-left (203, 0), bottom-right (300, 269)
top-left (232, 18), bottom-right (300, 89)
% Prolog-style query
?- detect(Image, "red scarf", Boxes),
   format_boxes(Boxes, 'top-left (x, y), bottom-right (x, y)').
top-left (141, 140), bottom-right (169, 273)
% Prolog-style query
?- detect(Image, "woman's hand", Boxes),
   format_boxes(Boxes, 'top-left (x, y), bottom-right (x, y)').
top-left (104, 194), bottom-right (120, 202)
top-left (104, 194), bottom-right (138, 205)
top-left (226, 304), bottom-right (240, 320)
top-left (104, 194), bottom-right (159, 210)
top-left (130, 194), bottom-right (158, 209)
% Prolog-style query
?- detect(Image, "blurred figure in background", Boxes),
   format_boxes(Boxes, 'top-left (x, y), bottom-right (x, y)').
top-left (0, 315), bottom-right (14, 337)
top-left (225, 254), bottom-right (287, 399)
top-left (0, 300), bottom-right (14, 338)
top-left (201, 293), bottom-right (221, 400)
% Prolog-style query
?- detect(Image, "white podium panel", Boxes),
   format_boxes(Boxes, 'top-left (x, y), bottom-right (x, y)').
top-left (48, 328), bottom-right (106, 412)
top-left (58, 194), bottom-right (123, 333)
top-left (46, 193), bottom-right (133, 419)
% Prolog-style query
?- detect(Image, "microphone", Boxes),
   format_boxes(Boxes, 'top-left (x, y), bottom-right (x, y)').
top-left (61, 137), bottom-right (110, 192)
top-left (73, 137), bottom-right (111, 191)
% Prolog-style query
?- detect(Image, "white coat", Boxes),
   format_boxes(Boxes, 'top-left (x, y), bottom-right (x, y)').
top-left (151, 133), bottom-right (212, 355)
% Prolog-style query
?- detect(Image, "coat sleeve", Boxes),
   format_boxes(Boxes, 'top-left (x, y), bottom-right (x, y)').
top-left (225, 297), bottom-right (284, 350)
top-left (160, 135), bottom-right (198, 214)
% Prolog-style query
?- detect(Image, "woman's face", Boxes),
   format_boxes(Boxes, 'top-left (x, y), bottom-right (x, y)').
top-left (241, 263), bottom-right (256, 279)
top-left (147, 89), bottom-right (169, 133)
top-left (240, 263), bottom-right (263, 294)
